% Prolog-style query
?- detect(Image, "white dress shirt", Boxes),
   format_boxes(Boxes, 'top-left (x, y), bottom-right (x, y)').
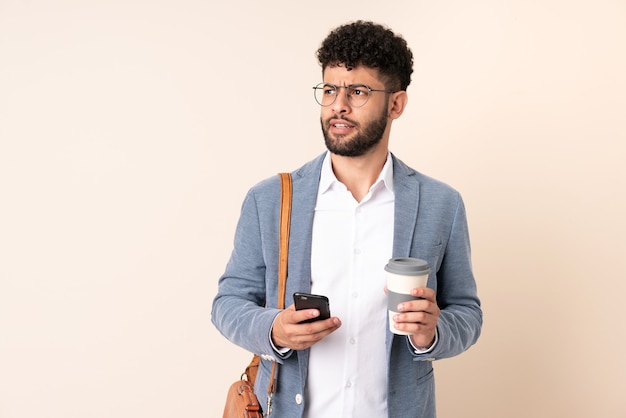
top-left (304, 152), bottom-right (394, 417)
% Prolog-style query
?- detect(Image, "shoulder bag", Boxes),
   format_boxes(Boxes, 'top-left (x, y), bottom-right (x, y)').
top-left (222, 172), bottom-right (292, 418)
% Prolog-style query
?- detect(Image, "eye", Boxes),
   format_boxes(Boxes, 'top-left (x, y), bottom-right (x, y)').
top-left (323, 85), bottom-right (337, 96)
top-left (349, 85), bottom-right (369, 97)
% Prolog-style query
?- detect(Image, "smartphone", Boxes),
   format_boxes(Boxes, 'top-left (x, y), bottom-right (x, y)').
top-left (293, 292), bottom-right (331, 323)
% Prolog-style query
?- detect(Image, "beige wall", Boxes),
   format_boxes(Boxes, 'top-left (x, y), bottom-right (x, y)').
top-left (1, 0), bottom-right (625, 417)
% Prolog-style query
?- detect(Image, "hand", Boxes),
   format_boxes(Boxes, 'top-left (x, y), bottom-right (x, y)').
top-left (393, 287), bottom-right (440, 348)
top-left (271, 304), bottom-right (342, 351)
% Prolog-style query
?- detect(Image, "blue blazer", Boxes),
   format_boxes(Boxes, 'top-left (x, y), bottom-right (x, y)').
top-left (212, 152), bottom-right (482, 418)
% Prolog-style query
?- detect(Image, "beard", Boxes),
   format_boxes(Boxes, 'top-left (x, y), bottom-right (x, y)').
top-left (321, 104), bottom-right (389, 157)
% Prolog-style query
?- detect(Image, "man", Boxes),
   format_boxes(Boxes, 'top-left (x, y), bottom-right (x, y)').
top-left (212, 20), bottom-right (482, 417)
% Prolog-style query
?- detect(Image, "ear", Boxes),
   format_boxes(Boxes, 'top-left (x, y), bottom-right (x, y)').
top-left (388, 91), bottom-right (408, 120)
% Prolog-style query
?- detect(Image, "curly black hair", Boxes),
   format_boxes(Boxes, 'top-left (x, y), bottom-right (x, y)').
top-left (316, 20), bottom-right (414, 91)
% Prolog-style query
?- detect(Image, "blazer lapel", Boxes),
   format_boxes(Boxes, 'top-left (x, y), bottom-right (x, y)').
top-left (285, 153), bottom-right (326, 292)
top-left (391, 155), bottom-right (420, 258)
top-left (386, 155), bottom-right (420, 357)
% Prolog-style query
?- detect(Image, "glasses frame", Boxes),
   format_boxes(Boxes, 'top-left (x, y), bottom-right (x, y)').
top-left (312, 83), bottom-right (398, 108)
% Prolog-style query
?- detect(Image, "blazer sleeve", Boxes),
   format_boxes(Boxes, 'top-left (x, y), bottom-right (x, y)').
top-left (415, 194), bottom-right (482, 361)
top-left (211, 184), bottom-right (286, 362)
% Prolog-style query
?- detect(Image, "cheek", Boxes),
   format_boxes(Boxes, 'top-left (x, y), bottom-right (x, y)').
top-left (321, 105), bottom-right (333, 115)
top-left (320, 107), bottom-right (334, 122)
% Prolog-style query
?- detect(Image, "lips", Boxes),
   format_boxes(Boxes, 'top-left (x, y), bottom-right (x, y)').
top-left (329, 118), bottom-right (356, 129)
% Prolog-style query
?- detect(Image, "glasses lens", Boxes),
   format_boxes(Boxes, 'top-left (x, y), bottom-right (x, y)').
top-left (314, 83), bottom-right (336, 106)
top-left (347, 84), bottom-right (370, 107)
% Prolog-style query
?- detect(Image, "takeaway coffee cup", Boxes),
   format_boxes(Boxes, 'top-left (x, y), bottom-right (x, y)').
top-left (385, 257), bottom-right (431, 335)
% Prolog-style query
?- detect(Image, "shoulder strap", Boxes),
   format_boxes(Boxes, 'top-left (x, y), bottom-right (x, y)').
top-left (265, 172), bottom-right (292, 413)
top-left (277, 172), bottom-right (292, 309)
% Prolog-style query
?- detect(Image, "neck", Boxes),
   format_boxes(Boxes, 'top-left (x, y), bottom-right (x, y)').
top-left (330, 147), bottom-right (388, 202)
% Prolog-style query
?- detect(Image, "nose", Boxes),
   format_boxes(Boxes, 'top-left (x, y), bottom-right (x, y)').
top-left (331, 87), bottom-right (350, 113)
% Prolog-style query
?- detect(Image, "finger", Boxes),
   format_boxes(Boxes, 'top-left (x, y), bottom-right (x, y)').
top-left (393, 311), bottom-right (433, 326)
top-left (292, 309), bottom-right (323, 324)
top-left (411, 287), bottom-right (436, 303)
top-left (283, 303), bottom-right (322, 324)
top-left (298, 316), bottom-right (342, 333)
top-left (288, 317), bottom-right (342, 349)
top-left (392, 318), bottom-right (434, 335)
top-left (397, 298), bottom-right (431, 313)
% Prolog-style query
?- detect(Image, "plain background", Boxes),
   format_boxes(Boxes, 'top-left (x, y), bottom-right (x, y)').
top-left (1, 0), bottom-right (625, 417)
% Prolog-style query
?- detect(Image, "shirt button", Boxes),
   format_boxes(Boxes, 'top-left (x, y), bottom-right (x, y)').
top-left (345, 381), bottom-right (352, 388)
top-left (354, 248), bottom-right (361, 255)
top-left (295, 394), bottom-right (303, 404)
top-left (349, 337), bottom-right (356, 344)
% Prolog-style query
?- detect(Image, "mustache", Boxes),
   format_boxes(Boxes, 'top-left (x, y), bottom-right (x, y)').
top-left (323, 115), bottom-right (358, 127)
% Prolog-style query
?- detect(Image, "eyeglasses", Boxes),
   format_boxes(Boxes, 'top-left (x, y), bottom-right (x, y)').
top-left (312, 83), bottom-right (397, 108)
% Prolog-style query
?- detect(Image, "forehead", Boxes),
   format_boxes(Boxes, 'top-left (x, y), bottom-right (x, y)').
top-left (322, 65), bottom-right (384, 87)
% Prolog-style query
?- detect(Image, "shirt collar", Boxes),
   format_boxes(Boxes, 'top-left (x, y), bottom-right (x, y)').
top-left (318, 151), bottom-right (394, 196)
